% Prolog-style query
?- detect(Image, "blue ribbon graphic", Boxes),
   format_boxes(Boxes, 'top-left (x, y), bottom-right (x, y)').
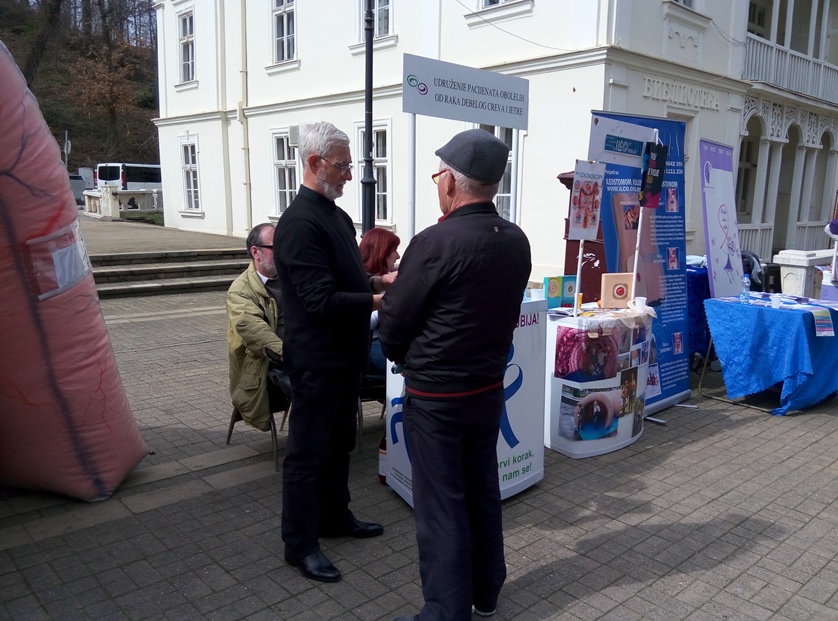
top-left (389, 394), bottom-right (411, 461)
top-left (501, 345), bottom-right (522, 449)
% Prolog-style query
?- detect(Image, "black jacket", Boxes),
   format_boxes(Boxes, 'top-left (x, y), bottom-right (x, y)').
top-left (379, 202), bottom-right (531, 398)
top-left (273, 186), bottom-right (373, 373)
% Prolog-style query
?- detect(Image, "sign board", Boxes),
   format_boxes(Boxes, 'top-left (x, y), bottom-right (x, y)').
top-left (385, 299), bottom-right (546, 507)
top-left (402, 53), bottom-right (529, 130)
top-left (588, 112), bottom-right (691, 415)
top-left (699, 139), bottom-right (743, 298)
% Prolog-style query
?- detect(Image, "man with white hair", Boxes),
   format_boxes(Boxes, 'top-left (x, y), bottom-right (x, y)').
top-left (273, 121), bottom-right (392, 583)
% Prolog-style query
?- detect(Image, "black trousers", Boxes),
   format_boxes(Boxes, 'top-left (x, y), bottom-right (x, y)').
top-left (281, 369), bottom-right (361, 557)
top-left (404, 389), bottom-right (507, 621)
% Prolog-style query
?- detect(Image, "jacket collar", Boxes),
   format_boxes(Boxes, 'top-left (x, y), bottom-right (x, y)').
top-left (298, 184), bottom-right (337, 210)
top-left (438, 201), bottom-right (498, 223)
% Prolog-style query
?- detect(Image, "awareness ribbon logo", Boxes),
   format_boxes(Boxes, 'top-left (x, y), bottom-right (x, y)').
top-left (501, 345), bottom-right (522, 449)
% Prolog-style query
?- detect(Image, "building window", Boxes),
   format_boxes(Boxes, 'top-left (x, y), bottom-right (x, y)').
top-left (671, 0), bottom-right (694, 7)
top-left (482, 0), bottom-right (515, 6)
top-left (479, 125), bottom-right (514, 221)
top-left (181, 139), bottom-right (200, 211)
top-left (356, 121), bottom-right (392, 223)
top-left (747, 0), bottom-right (770, 38)
top-left (179, 12), bottom-right (195, 83)
top-left (372, 0), bottom-right (390, 37)
top-left (274, 133), bottom-right (298, 214)
top-left (273, 0), bottom-right (295, 63)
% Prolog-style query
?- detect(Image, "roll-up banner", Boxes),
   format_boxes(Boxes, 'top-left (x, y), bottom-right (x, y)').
top-left (587, 112), bottom-right (691, 414)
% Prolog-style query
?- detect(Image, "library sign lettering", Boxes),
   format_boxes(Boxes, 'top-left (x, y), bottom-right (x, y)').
top-left (643, 76), bottom-right (720, 111)
top-left (403, 53), bottom-right (529, 130)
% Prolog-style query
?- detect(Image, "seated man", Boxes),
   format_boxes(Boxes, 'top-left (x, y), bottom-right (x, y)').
top-left (227, 222), bottom-right (286, 431)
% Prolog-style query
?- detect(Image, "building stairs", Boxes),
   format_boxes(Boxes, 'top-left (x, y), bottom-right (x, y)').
top-left (91, 249), bottom-right (249, 298)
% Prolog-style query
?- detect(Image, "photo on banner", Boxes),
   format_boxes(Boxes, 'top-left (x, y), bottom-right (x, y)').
top-left (699, 139), bottom-right (743, 298)
top-left (587, 112), bottom-right (690, 415)
top-left (568, 160), bottom-right (606, 242)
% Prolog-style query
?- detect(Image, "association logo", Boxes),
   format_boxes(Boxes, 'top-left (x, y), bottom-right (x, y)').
top-left (406, 74), bottom-right (428, 95)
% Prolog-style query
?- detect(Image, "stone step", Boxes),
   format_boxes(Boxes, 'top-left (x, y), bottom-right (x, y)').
top-left (89, 248), bottom-right (247, 267)
top-left (95, 274), bottom-right (237, 298)
top-left (92, 259), bottom-right (251, 283)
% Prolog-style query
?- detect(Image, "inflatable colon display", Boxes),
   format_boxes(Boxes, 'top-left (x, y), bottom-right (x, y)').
top-left (0, 42), bottom-right (147, 501)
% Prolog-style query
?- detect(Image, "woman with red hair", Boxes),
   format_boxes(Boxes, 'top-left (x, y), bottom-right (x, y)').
top-left (359, 228), bottom-right (400, 377)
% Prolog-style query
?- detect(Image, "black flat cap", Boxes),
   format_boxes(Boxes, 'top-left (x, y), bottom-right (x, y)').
top-left (435, 128), bottom-right (510, 184)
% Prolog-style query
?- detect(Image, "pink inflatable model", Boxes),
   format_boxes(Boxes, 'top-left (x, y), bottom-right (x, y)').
top-left (0, 42), bottom-right (147, 501)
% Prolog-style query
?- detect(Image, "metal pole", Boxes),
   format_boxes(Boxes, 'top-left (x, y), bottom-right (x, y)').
top-left (361, 0), bottom-right (375, 234)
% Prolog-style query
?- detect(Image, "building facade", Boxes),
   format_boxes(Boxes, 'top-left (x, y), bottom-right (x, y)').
top-left (153, 0), bottom-right (838, 280)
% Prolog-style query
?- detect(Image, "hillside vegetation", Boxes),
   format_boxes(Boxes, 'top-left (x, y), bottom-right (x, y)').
top-left (0, 0), bottom-right (159, 171)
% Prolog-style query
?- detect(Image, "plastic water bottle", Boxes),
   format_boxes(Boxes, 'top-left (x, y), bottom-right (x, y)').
top-left (740, 274), bottom-right (751, 304)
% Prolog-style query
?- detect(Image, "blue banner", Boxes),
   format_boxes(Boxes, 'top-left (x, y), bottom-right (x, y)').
top-left (588, 112), bottom-right (691, 414)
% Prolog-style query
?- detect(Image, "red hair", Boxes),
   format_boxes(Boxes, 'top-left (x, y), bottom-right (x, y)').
top-left (359, 227), bottom-right (400, 276)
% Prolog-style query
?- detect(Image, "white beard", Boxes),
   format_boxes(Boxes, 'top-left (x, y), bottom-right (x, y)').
top-left (316, 168), bottom-right (342, 201)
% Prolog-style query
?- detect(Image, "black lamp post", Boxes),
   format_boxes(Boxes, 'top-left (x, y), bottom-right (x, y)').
top-left (361, 0), bottom-right (376, 234)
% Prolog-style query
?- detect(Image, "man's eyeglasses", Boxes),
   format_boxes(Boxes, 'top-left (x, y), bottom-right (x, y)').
top-left (254, 244), bottom-right (273, 250)
top-left (321, 157), bottom-right (353, 175)
top-left (431, 170), bottom-right (448, 185)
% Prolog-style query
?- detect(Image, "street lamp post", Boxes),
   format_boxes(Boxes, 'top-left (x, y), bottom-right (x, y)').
top-left (361, 0), bottom-right (375, 234)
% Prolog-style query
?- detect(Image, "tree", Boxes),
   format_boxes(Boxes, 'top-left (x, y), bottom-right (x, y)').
top-left (22, 0), bottom-right (64, 86)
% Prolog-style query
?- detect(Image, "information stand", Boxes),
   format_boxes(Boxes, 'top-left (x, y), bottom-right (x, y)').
top-left (385, 298), bottom-right (547, 508)
top-left (544, 308), bottom-right (652, 458)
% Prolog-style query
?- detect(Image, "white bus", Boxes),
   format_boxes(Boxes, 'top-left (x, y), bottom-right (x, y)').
top-left (94, 163), bottom-right (162, 191)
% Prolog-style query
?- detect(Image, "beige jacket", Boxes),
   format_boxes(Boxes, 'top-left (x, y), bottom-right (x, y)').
top-left (227, 263), bottom-right (284, 431)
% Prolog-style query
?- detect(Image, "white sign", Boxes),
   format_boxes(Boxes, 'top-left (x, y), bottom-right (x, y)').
top-left (385, 299), bottom-right (546, 507)
top-left (402, 53), bottom-right (529, 130)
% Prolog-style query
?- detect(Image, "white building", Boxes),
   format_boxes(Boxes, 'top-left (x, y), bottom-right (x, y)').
top-left (153, 0), bottom-right (838, 280)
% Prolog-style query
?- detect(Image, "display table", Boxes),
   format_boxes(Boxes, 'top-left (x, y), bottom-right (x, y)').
top-left (544, 308), bottom-right (652, 458)
top-left (704, 298), bottom-right (838, 414)
top-left (384, 299), bottom-right (546, 507)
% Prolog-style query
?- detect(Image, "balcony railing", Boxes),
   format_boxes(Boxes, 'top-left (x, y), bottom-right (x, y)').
top-left (739, 223), bottom-right (774, 263)
top-left (744, 34), bottom-right (838, 103)
top-left (792, 221), bottom-right (833, 251)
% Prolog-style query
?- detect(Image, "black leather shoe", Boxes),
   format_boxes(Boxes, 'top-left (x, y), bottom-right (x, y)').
top-left (321, 516), bottom-right (384, 539)
top-left (284, 549), bottom-right (341, 582)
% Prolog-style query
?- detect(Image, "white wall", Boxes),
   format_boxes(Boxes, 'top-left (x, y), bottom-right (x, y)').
top-left (155, 0), bottom-right (758, 278)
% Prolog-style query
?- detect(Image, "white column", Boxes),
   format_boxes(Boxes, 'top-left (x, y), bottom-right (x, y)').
top-left (800, 147), bottom-right (819, 221)
top-left (751, 137), bottom-right (771, 224)
top-left (784, 0), bottom-right (794, 48)
top-left (785, 145), bottom-right (807, 248)
top-left (154, 1), bottom-right (167, 118)
top-left (763, 141), bottom-right (785, 226)
top-left (807, 0), bottom-right (818, 57)
top-left (819, 0), bottom-right (830, 59)
top-left (821, 148), bottom-right (838, 220)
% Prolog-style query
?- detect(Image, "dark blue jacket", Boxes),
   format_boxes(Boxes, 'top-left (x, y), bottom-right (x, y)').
top-left (379, 202), bottom-right (531, 398)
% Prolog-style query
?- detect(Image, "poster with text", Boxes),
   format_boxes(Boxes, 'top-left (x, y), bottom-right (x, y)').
top-left (587, 112), bottom-right (690, 414)
top-left (385, 300), bottom-right (546, 507)
top-left (568, 160), bottom-right (606, 241)
top-left (699, 139), bottom-right (743, 298)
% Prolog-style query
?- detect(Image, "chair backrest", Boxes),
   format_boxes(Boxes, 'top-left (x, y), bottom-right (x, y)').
top-left (742, 250), bottom-right (764, 291)
top-left (359, 374), bottom-right (386, 404)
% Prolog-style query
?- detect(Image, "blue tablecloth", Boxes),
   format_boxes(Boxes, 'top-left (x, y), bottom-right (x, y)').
top-left (704, 299), bottom-right (838, 415)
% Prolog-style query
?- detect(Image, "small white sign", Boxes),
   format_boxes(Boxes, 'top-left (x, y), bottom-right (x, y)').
top-left (402, 53), bottom-right (529, 130)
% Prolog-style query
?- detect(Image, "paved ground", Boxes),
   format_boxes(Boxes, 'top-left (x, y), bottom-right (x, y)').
top-left (79, 215), bottom-right (243, 255)
top-left (3, 216), bottom-right (838, 620)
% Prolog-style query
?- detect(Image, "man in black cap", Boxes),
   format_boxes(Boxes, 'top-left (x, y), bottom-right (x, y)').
top-left (380, 128), bottom-right (531, 620)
